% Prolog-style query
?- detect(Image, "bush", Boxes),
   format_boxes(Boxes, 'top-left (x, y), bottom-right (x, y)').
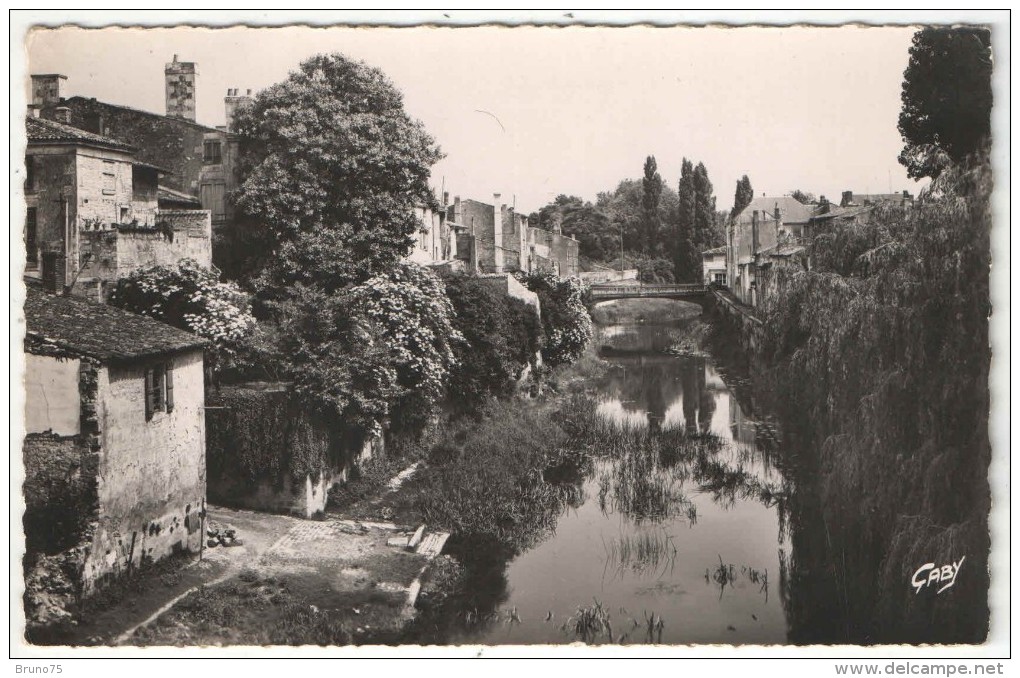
top-left (519, 273), bottom-right (593, 368)
top-left (108, 259), bottom-right (256, 375)
top-left (441, 272), bottom-right (543, 412)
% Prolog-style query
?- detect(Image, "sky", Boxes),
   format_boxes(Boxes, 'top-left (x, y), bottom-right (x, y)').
top-left (24, 24), bottom-right (921, 215)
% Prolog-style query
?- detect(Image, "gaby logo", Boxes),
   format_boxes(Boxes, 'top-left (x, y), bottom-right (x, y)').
top-left (912, 557), bottom-right (965, 595)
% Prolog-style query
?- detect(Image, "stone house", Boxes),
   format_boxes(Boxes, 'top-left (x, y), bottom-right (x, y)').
top-left (446, 193), bottom-right (579, 277)
top-left (24, 115), bottom-right (212, 302)
top-left (727, 195), bottom-right (817, 307)
top-left (404, 202), bottom-right (459, 267)
top-left (22, 282), bottom-right (207, 613)
top-left (701, 245), bottom-right (727, 285)
top-left (30, 60), bottom-right (248, 246)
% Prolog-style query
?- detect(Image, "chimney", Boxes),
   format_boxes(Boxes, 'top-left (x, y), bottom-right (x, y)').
top-left (41, 251), bottom-right (66, 294)
top-left (493, 193), bottom-right (504, 271)
top-left (27, 105), bottom-right (40, 119)
top-left (453, 196), bottom-right (462, 225)
top-left (165, 55), bottom-right (197, 121)
top-left (774, 203), bottom-right (781, 224)
top-left (751, 210), bottom-right (760, 255)
top-left (442, 191), bottom-right (449, 206)
top-left (819, 195), bottom-right (830, 213)
top-left (30, 74), bottom-right (67, 108)
top-left (224, 87), bottom-right (253, 133)
top-left (54, 106), bottom-right (71, 124)
top-left (841, 190), bottom-right (853, 207)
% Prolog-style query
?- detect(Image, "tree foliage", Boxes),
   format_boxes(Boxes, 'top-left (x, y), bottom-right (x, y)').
top-left (789, 189), bottom-right (816, 205)
top-left (441, 273), bottom-right (543, 411)
top-left (731, 175), bottom-right (754, 220)
top-left (641, 156), bottom-right (663, 255)
top-left (230, 53), bottom-right (444, 293)
top-left (761, 155), bottom-right (992, 642)
top-left (520, 273), bottom-right (593, 368)
top-left (897, 27), bottom-right (992, 179)
top-left (108, 259), bottom-right (256, 375)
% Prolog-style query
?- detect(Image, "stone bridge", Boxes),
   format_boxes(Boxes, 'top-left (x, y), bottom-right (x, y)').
top-left (588, 283), bottom-right (710, 304)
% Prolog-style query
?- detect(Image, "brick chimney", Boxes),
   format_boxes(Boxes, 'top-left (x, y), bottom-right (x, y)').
top-left (493, 193), bottom-right (504, 271)
top-left (31, 74), bottom-right (66, 108)
top-left (224, 87), bottom-right (253, 132)
top-left (165, 55), bottom-right (197, 121)
top-left (54, 106), bottom-right (72, 124)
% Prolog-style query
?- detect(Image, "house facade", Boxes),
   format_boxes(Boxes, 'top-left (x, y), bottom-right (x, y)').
top-left (727, 195), bottom-right (818, 307)
top-left (22, 282), bottom-right (207, 611)
top-left (31, 62), bottom-right (246, 251)
top-left (446, 193), bottom-right (580, 277)
top-left (702, 245), bottom-right (727, 285)
top-left (24, 116), bottom-right (212, 302)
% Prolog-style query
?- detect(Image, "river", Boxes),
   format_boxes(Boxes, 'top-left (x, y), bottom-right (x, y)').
top-left (432, 308), bottom-right (795, 645)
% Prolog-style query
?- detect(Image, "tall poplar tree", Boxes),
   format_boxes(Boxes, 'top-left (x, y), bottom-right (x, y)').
top-left (731, 175), bottom-right (754, 220)
top-left (641, 156), bottom-right (663, 255)
top-left (674, 158), bottom-right (698, 282)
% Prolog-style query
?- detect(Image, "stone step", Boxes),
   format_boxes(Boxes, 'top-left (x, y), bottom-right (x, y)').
top-left (407, 524), bottom-right (426, 550)
top-left (416, 531), bottom-right (449, 559)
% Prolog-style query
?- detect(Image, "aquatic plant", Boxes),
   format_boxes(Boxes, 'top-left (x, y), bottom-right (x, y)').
top-left (564, 598), bottom-right (613, 644)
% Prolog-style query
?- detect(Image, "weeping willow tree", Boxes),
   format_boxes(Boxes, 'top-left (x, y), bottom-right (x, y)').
top-left (760, 154), bottom-right (992, 643)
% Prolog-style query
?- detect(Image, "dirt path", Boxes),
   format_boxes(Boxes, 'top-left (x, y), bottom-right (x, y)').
top-left (119, 504), bottom-right (447, 646)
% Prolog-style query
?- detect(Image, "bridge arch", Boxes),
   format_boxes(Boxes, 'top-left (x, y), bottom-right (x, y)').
top-left (589, 283), bottom-right (712, 313)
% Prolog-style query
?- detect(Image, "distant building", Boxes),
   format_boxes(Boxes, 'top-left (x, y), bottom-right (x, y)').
top-left (840, 189), bottom-right (914, 208)
top-left (446, 193), bottom-right (579, 277)
top-left (22, 282), bottom-right (207, 608)
top-left (701, 245), bottom-right (727, 285)
top-left (404, 202), bottom-right (459, 267)
top-left (727, 195), bottom-right (817, 307)
top-left (24, 116), bottom-right (211, 302)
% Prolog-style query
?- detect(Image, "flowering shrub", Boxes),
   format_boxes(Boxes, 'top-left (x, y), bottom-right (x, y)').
top-left (108, 259), bottom-right (256, 374)
top-left (350, 263), bottom-right (461, 433)
top-left (519, 273), bottom-right (594, 368)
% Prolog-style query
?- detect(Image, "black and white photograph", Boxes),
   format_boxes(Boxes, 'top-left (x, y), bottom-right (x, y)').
top-left (9, 10), bottom-right (1009, 665)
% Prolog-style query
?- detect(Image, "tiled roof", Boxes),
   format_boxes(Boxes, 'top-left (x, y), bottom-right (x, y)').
top-left (734, 196), bottom-right (818, 225)
top-left (26, 116), bottom-right (134, 152)
top-left (702, 246), bottom-right (726, 255)
top-left (809, 206), bottom-right (871, 221)
top-left (23, 282), bottom-right (206, 362)
top-left (60, 96), bottom-right (221, 134)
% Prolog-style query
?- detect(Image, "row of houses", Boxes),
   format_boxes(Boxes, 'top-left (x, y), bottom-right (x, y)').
top-left (20, 56), bottom-right (580, 615)
top-left (702, 190), bottom-right (914, 308)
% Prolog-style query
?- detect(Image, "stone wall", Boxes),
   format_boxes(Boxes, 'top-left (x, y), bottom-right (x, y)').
top-left (579, 269), bottom-right (639, 284)
top-left (24, 150), bottom-right (76, 276)
top-left (44, 97), bottom-right (211, 195)
top-left (24, 354), bottom-right (82, 435)
top-left (84, 349), bottom-right (206, 590)
top-left (76, 210), bottom-right (212, 300)
top-left (709, 287), bottom-right (764, 356)
top-left (206, 384), bottom-right (365, 518)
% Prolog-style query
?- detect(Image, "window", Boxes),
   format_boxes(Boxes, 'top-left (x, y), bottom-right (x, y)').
top-left (120, 207), bottom-right (130, 224)
top-left (25, 156), bottom-right (35, 192)
top-left (144, 362), bottom-right (174, 420)
top-left (102, 170), bottom-right (116, 196)
top-left (713, 272), bottom-right (727, 285)
top-left (203, 140), bottom-right (222, 165)
top-left (25, 207), bottom-right (37, 266)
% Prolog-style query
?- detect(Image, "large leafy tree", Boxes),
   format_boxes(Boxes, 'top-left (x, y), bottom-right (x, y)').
top-left (230, 53), bottom-right (444, 293)
top-left (897, 27), bottom-right (992, 179)
top-left (641, 156), bottom-right (663, 256)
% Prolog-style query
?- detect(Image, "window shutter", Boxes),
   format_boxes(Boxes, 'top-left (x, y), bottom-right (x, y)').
top-left (165, 362), bottom-right (175, 413)
top-left (144, 368), bottom-right (155, 421)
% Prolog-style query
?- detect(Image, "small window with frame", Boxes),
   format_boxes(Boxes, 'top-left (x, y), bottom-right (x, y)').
top-left (203, 140), bottom-right (222, 165)
top-left (144, 361), bottom-right (175, 420)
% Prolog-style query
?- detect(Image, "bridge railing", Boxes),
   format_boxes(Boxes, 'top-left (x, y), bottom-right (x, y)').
top-left (589, 283), bottom-right (707, 297)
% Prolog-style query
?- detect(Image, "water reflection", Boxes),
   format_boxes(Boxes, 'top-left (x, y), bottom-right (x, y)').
top-left (414, 320), bottom-right (794, 646)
